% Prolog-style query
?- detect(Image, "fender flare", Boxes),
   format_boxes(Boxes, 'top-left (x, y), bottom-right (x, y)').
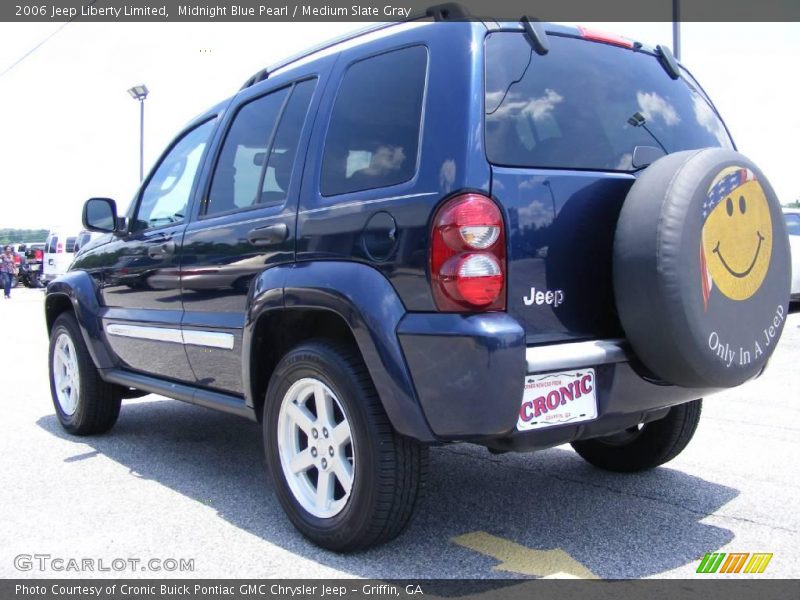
top-left (243, 261), bottom-right (436, 442)
top-left (45, 272), bottom-right (117, 370)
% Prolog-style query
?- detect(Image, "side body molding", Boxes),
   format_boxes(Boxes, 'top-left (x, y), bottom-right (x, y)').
top-left (243, 261), bottom-right (436, 442)
top-left (45, 272), bottom-right (117, 370)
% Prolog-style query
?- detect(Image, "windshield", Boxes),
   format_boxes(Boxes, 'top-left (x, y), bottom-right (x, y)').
top-left (484, 32), bottom-right (733, 171)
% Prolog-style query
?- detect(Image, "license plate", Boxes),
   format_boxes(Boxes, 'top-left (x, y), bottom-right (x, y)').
top-left (517, 368), bottom-right (597, 431)
top-left (30, 264), bottom-right (39, 271)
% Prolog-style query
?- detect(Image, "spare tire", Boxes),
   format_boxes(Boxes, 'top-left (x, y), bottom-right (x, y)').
top-left (614, 148), bottom-right (790, 388)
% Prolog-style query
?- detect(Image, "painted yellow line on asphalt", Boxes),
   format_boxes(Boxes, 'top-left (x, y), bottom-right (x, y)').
top-left (451, 531), bottom-right (598, 579)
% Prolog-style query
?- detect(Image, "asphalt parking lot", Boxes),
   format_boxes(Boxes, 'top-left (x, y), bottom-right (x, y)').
top-left (1, 286), bottom-right (798, 579)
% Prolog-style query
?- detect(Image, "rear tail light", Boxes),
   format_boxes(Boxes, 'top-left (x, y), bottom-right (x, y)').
top-left (56, 243), bottom-right (63, 253)
top-left (35, 250), bottom-right (43, 260)
top-left (13, 255), bottom-right (21, 265)
top-left (430, 193), bottom-right (506, 311)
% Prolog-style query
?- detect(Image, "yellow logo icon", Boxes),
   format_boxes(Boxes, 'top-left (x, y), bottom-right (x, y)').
top-left (701, 167), bottom-right (773, 307)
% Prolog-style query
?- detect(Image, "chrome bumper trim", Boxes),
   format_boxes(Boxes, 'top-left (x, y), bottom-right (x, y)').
top-left (526, 338), bottom-right (628, 373)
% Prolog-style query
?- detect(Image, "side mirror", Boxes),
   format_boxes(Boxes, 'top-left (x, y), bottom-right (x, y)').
top-left (82, 198), bottom-right (119, 233)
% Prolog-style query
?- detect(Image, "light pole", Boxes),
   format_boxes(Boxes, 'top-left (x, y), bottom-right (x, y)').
top-left (127, 84), bottom-right (149, 181)
top-left (672, 0), bottom-right (681, 60)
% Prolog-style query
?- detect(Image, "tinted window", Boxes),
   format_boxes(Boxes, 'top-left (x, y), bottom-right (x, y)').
top-left (135, 120), bottom-right (215, 231)
top-left (205, 79), bottom-right (316, 216)
top-left (65, 237), bottom-right (77, 252)
top-left (785, 213), bottom-right (800, 236)
top-left (74, 233), bottom-right (91, 252)
top-left (47, 236), bottom-right (58, 253)
top-left (321, 46), bottom-right (427, 196)
top-left (485, 33), bottom-right (733, 171)
top-left (261, 79), bottom-right (316, 206)
top-left (206, 89), bottom-right (288, 215)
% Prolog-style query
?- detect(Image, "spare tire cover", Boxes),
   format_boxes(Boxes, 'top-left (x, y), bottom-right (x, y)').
top-left (614, 148), bottom-right (790, 388)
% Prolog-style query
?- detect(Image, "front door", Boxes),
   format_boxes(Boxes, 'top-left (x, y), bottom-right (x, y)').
top-left (100, 119), bottom-right (217, 382)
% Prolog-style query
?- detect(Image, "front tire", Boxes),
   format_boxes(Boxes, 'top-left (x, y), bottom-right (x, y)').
top-left (571, 400), bottom-right (702, 472)
top-left (264, 340), bottom-right (427, 552)
top-left (49, 312), bottom-right (122, 435)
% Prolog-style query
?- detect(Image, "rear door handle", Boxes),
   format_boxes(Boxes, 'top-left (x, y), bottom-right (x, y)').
top-left (247, 223), bottom-right (288, 246)
top-left (148, 240), bottom-right (176, 258)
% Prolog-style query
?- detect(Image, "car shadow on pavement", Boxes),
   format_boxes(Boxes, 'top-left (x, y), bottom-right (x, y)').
top-left (37, 398), bottom-right (738, 579)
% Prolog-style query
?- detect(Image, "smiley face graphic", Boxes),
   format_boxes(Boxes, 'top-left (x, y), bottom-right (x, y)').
top-left (700, 167), bottom-right (773, 306)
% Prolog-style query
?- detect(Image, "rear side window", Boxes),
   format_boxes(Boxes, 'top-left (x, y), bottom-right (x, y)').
top-left (205, 79), bottom-right (316, 216)
top-left (484, 33), bottom-right (733, 171)
top-left (321, 46), bottom-right (427, 196)
top-left (47, 236), bottom-right (58, 253)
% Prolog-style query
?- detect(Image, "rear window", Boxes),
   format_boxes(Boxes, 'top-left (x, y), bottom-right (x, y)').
top-left (47, 236), bottom-right (58, 253)
top-left (65, 237), bottom-right (77, 252)
top-left (484, 33), bottom-right (733, 171)
top-left (785, 213), bottom-right (800, 236)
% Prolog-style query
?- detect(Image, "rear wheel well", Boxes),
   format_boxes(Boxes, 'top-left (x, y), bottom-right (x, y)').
top-left (45, 294), bottom-right (75, 334)
top-left (250, 309), bottom-right (360, 421)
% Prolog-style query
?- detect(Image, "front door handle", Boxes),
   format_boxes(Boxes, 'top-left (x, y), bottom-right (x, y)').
top-left (148, 240), bottom-right (176, 258)
top-left (247, 223), bottom-right (288, 246)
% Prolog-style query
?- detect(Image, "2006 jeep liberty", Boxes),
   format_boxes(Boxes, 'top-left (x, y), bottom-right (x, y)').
top-left (46, 7), bottom-right (792, 551)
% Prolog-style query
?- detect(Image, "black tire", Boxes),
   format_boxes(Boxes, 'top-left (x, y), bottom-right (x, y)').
top-left (614, 149), bottom-right (790, 388)
top-left (49, 312), bottom-right (122, 435)
top-left (264, 340), bottom-right (427, 552)
top-left (571, 399), bottom-right (702, 472)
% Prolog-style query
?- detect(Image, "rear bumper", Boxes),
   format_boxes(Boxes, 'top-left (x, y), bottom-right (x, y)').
top-left (397, 313), bottom-right (715, 448)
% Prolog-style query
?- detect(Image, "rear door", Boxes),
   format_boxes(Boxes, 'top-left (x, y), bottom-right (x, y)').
top-left (99, 118), bottom-right (217, 382)
top-left (483, 30), bottom-right (734, 344)
top-left (180, 65), bottom-right (326, 394)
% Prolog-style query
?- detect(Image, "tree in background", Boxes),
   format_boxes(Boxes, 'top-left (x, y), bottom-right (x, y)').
top-left (0, 229), bottom-right (49, 245)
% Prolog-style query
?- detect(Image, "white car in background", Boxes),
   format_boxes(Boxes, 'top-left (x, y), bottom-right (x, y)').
top-left (43, 229), bottom-right (79, 283)
top-left (784, 208), bottom-right (800, 302)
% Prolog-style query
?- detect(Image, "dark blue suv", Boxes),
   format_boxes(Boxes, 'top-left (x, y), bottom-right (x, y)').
top-left (46, 14), bottom-right (791, 551)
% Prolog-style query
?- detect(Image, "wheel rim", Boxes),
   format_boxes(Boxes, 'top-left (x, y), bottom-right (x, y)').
top-left (53, 332), bottom-right (80, 416)
top-left (277, 378), bottom-right (355, 519)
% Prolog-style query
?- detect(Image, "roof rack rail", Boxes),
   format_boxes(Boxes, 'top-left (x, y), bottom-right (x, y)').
top-left (238, 3), bottom-right (470, 91)
top-left (238, 68), bottom-right (269, 91)
top-left (425, 3), bottom-right (470, 21)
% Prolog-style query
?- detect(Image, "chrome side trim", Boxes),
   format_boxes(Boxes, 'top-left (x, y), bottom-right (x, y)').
top-left (182, 329), bottom-right (235, 350)
top-left (106, 324), bottom-right (183, 344)
top-left (106, 324), bottom-right (235, 350)
top-left (526, 339), bottom-right (628, 373)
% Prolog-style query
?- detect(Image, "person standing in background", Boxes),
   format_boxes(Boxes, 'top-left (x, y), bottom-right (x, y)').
top-left (1, 245), bottom-right (17, 299)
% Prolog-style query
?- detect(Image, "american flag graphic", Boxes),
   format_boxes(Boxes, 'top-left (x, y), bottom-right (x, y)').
top-left (700, 167), bottom-right (756, 311)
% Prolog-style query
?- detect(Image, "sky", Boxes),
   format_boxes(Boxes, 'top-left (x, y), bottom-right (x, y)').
top-left (0, 20), bottom-right (798, 231)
